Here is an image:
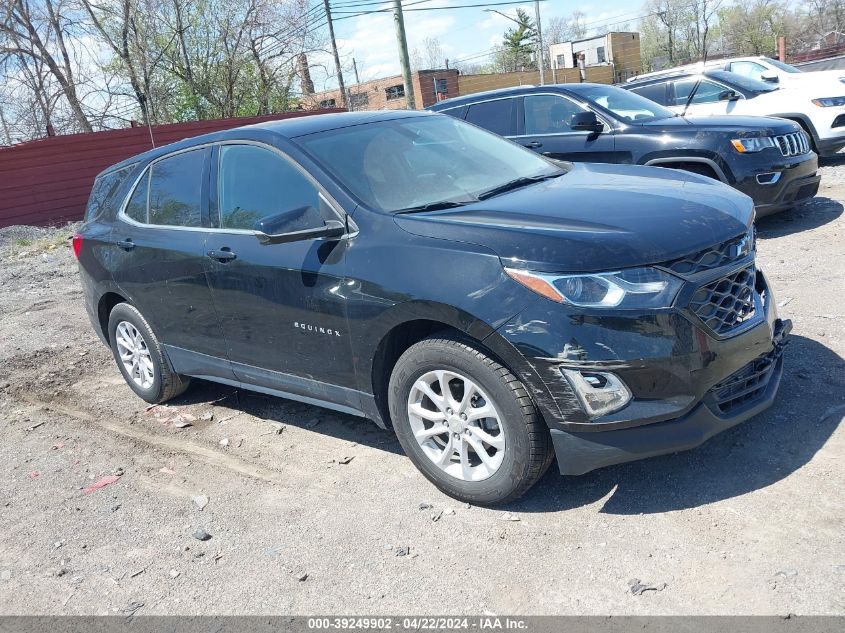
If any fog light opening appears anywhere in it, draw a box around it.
[756,172,781,185]
[562,369,632,418]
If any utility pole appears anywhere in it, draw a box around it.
[352,57,361,84]
[323,0,347,109]
[534,0,545,85]
[392,0,416,109]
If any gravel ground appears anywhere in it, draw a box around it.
[0,163,843,616]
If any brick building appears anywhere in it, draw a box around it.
[549,32,642,83]
[306,69,460,111]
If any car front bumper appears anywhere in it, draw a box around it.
[496,266,791,475]
[730,149,819,216]
[549,318,790,474]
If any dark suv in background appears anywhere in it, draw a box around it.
[75,111,790,505]
[429,83,819,216]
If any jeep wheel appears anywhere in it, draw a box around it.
[388,336,553,505]
[108,303,190,404]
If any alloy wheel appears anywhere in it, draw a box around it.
[114,320,155,390]
[407,370,506,481]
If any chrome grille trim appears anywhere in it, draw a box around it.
[774,131,809,157]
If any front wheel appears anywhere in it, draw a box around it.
[388,336,553,505]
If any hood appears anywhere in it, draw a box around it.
[642,114,799,136]
[777,69,845,88]
[394,163,753,273]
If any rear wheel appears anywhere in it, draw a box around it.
[107,303,190,404]
[388,336,553,505]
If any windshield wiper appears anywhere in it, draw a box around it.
[395,199,476,214]
[476,173,561,201]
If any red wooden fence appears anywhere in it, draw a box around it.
[0,109,342,228]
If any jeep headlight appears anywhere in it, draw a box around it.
[731,137,775,153]
[812,96,845,107]
[504,266,682,309]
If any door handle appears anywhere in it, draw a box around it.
[207,248,237,262]
[522,141,543,148]
[117,238,135,251]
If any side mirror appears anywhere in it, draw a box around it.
[253,206,345,245]
[760,70,779,83]
[718,89,741,101]
[570,111,603,133]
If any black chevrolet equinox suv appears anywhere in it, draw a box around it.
[75,110,791,504]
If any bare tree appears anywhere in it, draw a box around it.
[687,0,723,60]
[80,0,176,125]
[0,0,93,131]
[411,37,443,70]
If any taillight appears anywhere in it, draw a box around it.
[72,233,83,259]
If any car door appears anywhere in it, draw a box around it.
[110,147,230,371]
[513,93,619,162]
[203,142,357,403]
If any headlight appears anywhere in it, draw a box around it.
[731,137,775,153]
[504,266,683,309]
[812,96,845,107]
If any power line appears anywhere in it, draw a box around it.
[333,0,548,18]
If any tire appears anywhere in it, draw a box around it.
[107,303,190,404]
[388,336,553,505]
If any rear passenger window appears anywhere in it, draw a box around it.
[124,170,150,223]
[629,83,668,105]
[147,149,206,227]
[85,165,134,221]
[465,99,513,136]
[217,144,322,230]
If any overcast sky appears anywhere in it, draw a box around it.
[311,0,644,90]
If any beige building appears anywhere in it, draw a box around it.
[549,32,642,83]
[305,69,459,111]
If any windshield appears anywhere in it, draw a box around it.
[567,84,676,122]
[764,57,801,73]
[708,70,778,93]
[295,115,561,213]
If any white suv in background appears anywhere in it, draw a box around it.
[629,56,845,89]
[623,69,845,156]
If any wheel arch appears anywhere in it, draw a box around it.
[643,156,728,182]
[97,291,130,343]
[365,304,555,431]
[769,113,819,145]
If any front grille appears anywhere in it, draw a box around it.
[774,131,809,157]
[665,229,754,276]
[689,266,757,335]
[708,346,783,415]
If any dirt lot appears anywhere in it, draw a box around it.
[0,163,844,617]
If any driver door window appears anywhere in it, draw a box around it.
[217,144,323,230]
[523,95,588,134]
[671,79,726,106]
[729,61,767,81]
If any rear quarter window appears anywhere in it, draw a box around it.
[629,83,669,106]
[465,99,514,136]
[84,165,135,222]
